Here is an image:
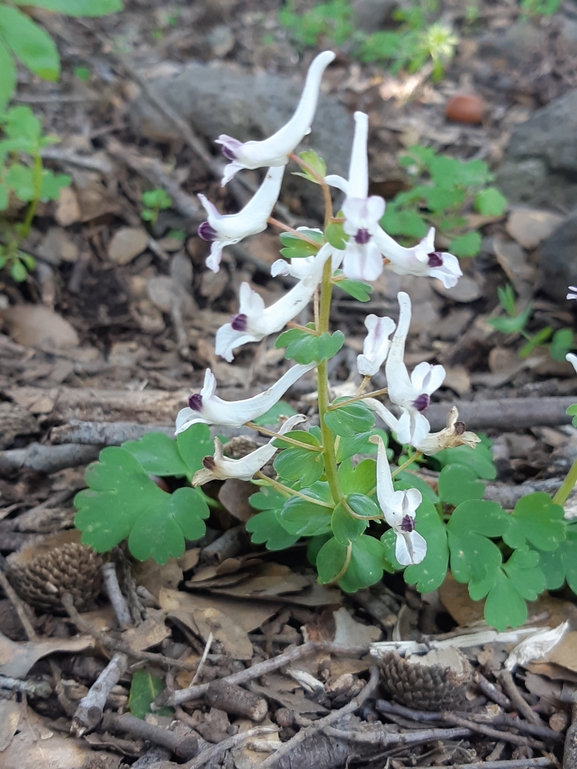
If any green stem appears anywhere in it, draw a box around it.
[255,472,333,508]
[19,152,43,246]
[245,421,323,452]
[317,256,342,503]
[553,457,577,507]
[392,452,423,478]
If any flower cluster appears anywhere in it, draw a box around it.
[180,50,476,579]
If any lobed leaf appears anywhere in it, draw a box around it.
[503,492,566,552]
[0,6,60,81]
[0,42,16,109]
[324,399,375,437]
[246,510,300,551]
[437,464,485,506]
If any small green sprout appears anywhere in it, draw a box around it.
[141,188,172,226]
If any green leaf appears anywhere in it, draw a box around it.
[550,328,574,361]
[279,230,323,258]
[339,536,388,592]
[449,231,482,258]
[278,494,333,537]
[338,459,376,496]
[474,187,507,217]
[5,163,35,201]
[294,150,326,183]
[447,499,510,585]
[437,464,485,505]
[128,669,173,719]
[40,169,71,201]
[10,259,28,282]
[331,500,368,545]
[334,276,373,302]
[0,6,60,81]
[176,423,213,477]
[497,284,516,316]
[381,207,428,239]
[403,498,449,592]
[249,485,287,511]
[274,437,325,486]
[502,548,545,600]
[316,537,348,584]
[326,219,347,249]
[335,428,389,463]
[503,492,566,552]
[346,493,381,519]
[483,569,529,631]
[423,185,465,213]
[251,399,298,426]
[275,328,344,364]
[324,399,375,437]
[518,326,553,359]
[14,0,123,15]
[488,302,533,334]
[246,510,300,550]
[122,432,190,478]
[538,525,577,592]
[395,470,439,504]
[567,403,577,429]
[0,181,9,210]
[0,41,16,109]
[433,440,497,480]
[74,448,209,563]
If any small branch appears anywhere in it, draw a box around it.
[72,651,129,735]
[188,726,278,769]
[0,443,100,476]
[441,711,547,750]
[157,641,369,708]
[102,712,198,761]
[102,562,133,630]
[500,669,544,726]
[257,666,380,769]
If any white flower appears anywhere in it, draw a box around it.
[192,414,306,485]
[175,363,314,433]
[384,292,445,446]
[567,353,577,374]
[370,434,427,566]
[215,242,333,362]
[416,406,480,455]
[198,166,284,273]
[567,286,577,301]
[373,226,462,289]
[357,314,396,377]
[215,51,335,185]
[325,111,386,282]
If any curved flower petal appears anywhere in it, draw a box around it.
[215,242,333,361]
[373,226,462,289]
[215,51,335,185]
[347,111,369,199]
[192,413,307,485]
[567,353,577,374]
[395,529,428,566]
[357,314,396,377]
[175,363,314,433]
[416,406,480,455]
[568,286,577,301]
[198,167,285,272]
[342,239,383,282]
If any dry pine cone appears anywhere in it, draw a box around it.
[6,531,103,612]
[379,647,473,711]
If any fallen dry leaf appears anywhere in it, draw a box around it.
[0,631,94,678]
[506,207,564,250]
[1,305,79,349]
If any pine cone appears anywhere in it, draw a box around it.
[378,648,473,711]
[6,531,103,612]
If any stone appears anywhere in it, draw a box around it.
[352,0,396,33]
[538,208,577,303]
[107,227,149,265]
[506,207,565,250]
[129,60,354,216]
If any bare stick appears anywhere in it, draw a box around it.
[441,711,546,750]
[0,443,100,476]
[474,670,512,709]
[257,666,380,769]
[158,641,369,708]
[323,724,472,746]
[103,712,198,761]
[188,726,278,769]
[500,669,544,726]
[424,397,576,432]
[73,651,129,734]
[102,562,132,629]
[0,569,37,640]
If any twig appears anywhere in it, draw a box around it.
[158,641,369,708]
[0,443,100,476]
[40,147,114,174]
[188,726,278,769]
[424,397,576,432]
[51,420,174,446]
[190,632,212,686]
[0,569,37,640]
[500,669,544,726]
[102,562,133,629]
[257,666,380,769]
[474,670,512,709]
[73,651,129,734]
[441,711,547,750]
[437,759,556,769]
[0,674,52,698]
[102,712,198,761]
[205,680,268,721]
[564,693,577,769]
[323,724,472,746]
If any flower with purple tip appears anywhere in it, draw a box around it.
[357,314,396,377]
[215,51,335,186]
[197,166,284,273]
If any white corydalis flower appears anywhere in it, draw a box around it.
[385,292,446,446]
[198,166,284,273]
[416,406,480,455]
[325,111,385,282]
[357,314,396,377]
[373,226,462,289]
[567,353,577,374]
[567,285,577,300]
[215,242,333,362]
[175,363,314,433]
[192,414,306,485]
[370,434,427,566]
[215,51,335,186]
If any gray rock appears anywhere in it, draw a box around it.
[477,21,546,68]
[496,89,577,209]
[537,208,577,303]
[130,61,354,217]
[352,0,397,33]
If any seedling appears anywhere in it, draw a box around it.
[141,188,172,226]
